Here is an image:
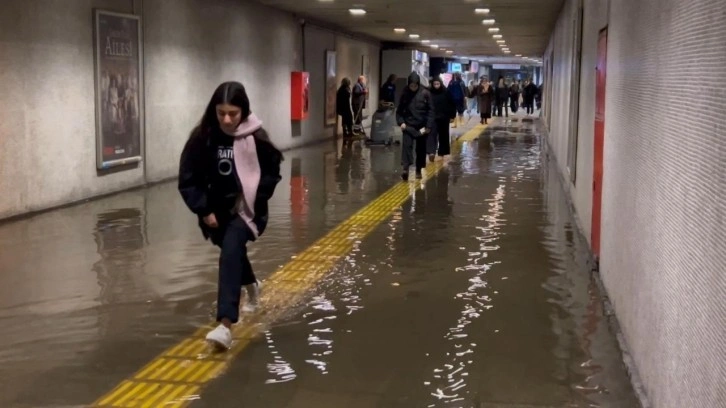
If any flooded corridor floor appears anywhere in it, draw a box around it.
[0,119,639,408]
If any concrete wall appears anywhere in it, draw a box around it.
[0,0,144,220]
[544,0,726,407]
[0,0,380,219]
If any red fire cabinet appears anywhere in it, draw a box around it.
[291,71,310,120]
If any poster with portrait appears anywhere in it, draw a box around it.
[325,50,337,126]
[93,10,144,169]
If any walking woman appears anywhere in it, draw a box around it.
[428,76,456,160]
[179,81,283,350]
[477,77,494,124]
[336,78,354,142]
[494,76,509,118]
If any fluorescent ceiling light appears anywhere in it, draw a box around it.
[446,50,454,54]
[475,8,490,14]
[482,19,495,25]
[409,34,420,39]
[431,44,439,49]
[421,39,431,43]
[349,8,366,15]
[394,28,406,33]
[496,40,505,43]
[493,34,503,39]
[515,54,522,57]
[504,50,511,54]
[488,27,500,33]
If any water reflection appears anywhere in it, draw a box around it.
[0,120,640,408]
[425,182,507,406]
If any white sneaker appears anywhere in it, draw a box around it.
[205,324,232,350]
[242,281,262,313]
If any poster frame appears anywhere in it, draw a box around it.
[324,50,337,126]
[93,9,145,170]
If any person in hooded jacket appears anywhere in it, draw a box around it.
[178,81,283,350]
[380,74,397,105]
[427,76,456,160]
[447,72,467,128]
[396,72,435,181]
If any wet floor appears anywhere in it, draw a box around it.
[0,118,639,408]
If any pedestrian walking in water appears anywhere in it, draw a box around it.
[447,72,467,128]
[428,76,456,160]
[178,81,283,350]
[523,79,538,115]
[396,72,435,181]
[337,78,354,143]
[477,77,494,124]
[494,76,509,118]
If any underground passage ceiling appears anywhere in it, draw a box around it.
[255,0,564,64]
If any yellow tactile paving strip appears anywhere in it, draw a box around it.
[91,124,486,408]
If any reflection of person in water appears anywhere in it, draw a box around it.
[93,208,147,308]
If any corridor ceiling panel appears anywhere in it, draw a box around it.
[255,0,564,61]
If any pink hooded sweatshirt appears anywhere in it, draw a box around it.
[222,113,263,237]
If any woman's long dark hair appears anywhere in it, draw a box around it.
[191,81,251,140]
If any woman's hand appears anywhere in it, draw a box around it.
[203,213,218,228]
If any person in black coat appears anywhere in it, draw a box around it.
[396,72,435,181]
[428,76,456,160]
[178,81,283,350]
[494,76,509,118]
[380,74,397,105]
[476,77,494,124]
[336,78,354,141]
[523,78,538,115]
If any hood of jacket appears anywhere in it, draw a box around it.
[430,77,446,94]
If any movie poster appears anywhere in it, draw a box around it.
[361,54,371,118]
[325,50,337,126]
[94,10,143,169]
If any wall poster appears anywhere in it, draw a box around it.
[325,50,337,126]
[93,10,144,170]
[361,54,371,115]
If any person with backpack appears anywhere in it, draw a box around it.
[396,72,435,181]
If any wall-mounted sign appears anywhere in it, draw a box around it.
[324,50,337,126]
[291,71,310,121]
[93,10,144,170]
[492,64,522,70]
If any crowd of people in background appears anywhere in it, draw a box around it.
[335,71,542,181]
